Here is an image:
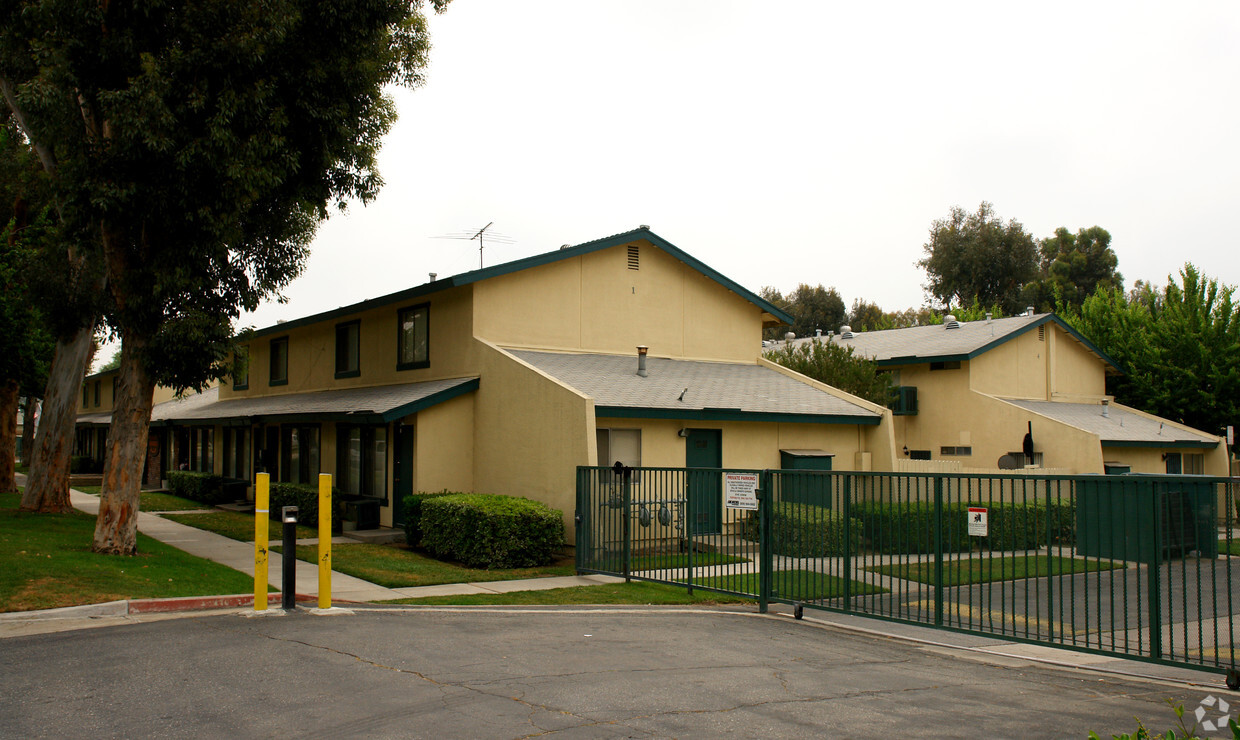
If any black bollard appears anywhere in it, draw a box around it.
[281,506,298,610]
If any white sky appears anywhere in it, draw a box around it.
[229,1,1239,343]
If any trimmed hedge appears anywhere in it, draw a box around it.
[420,493,564,569]
[401,491,457,547]
[853,500,1076,555]
[742,504,862,557]
[167,470,230,506]
[268,482,343,533]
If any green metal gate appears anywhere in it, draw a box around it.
[576,467,1240,681]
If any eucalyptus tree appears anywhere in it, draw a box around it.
[2,0,450,552]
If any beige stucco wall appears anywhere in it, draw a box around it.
[410,392,476,502]
[471,341,597,542]
[223,284,477,400]
[970,329,1049,399]
[1047,327,1109,400]
[472,240,766,362]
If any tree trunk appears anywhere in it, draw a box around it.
[93,335,155,555]
[20,398,37,467]
[0,380,18,495]
[21,324,95,513]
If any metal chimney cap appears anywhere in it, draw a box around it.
[637,345,648,356]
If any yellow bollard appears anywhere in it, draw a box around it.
[254,473,270,611]
[318,473,332,608]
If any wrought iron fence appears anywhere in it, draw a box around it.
[576,466,1239,678]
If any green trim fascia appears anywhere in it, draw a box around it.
[382,378,479,422]
[1100,439,1217,449]
[594,405,880,425]
[246,228,792,340]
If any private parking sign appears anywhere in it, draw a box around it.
[968,507,988,537]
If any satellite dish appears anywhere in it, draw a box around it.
[997,454,1019,470]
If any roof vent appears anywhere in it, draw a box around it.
[815,328,822,338]
[428,272,437,282]
[560,244,570,250]
[985,312,992,324]
[1026,306,1035,316]
[784,332,795,343]
[944,315,961,330]
[839,325,854,339]
[638,224,650,230]
[1101,398,1109,418]
[636,345,648,377]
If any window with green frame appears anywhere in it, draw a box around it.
[233,346,249,390]
[335,321,360,379]
[396,304,429,370]
[269,337,288,386]
[191,427,214,473]
[337,424,388,501]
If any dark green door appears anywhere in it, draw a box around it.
[686,429,722,535]
[392,425,414,528]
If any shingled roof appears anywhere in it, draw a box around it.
[1000,399,1218,448]
[149,378,478,424]
[509,350,880,424]
[793,313,1120,372]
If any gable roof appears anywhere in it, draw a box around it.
[795,313,1122,373]
[509,349,880,425]
[248,227,793,339]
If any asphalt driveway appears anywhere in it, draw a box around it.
[1,605,1230,739]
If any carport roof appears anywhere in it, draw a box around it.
[147,377,478,425]
[999,398,1218,448]
[509,349,880,425]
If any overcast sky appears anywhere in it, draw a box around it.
[231,1,1238,339]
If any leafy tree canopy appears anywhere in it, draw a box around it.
[1021,226,1123,312]
[1061,264,1239,433]
[918,202,1039,315]
[764,339,893,407]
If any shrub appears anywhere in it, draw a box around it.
[853,499,1076,555]
[401,491,457,548]
[741,504,861,557]
[420,493,564,569]
[268,482,342,533]
[167,470,230,505]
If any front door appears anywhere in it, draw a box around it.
[685,429,722,535]
[392,425,415,527]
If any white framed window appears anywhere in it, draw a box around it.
[597,428,641,468]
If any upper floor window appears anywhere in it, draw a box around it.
[83,384,89,407]
[233,346,249,390]
[270,337,288,386]
[336,321,361,379]
[929,360,961,371]
[94,380,102,407]
[111,377,118,405]
[397,304,429,371]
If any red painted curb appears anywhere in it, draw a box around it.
[128,593,318,614]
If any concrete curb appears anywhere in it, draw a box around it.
[0,593,325,622]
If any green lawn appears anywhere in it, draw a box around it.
[0,491,261,613]
[73,486,203,512]
[1223,538,1240,557]
[163,511,317,542]
[865,555,1124,587]
[682,570,888,600]
[275,543,577,588]
[384,581,757,606]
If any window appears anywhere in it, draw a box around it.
[223,427,250,479]
[83,384,89,407]
[1183,453,1205,475]
[335,321,360,378]
[191,427,214,473]
[596,428,641,468]
[111,377,118,406]
[337,424,388,500]
[94,380,102,407]
[280,425,320,484]
[940,446,972,456]
[890,386,918,416]
[929,361,961,371]
[233,346,249,390]
[269,337,288,386]
[909,450,932,460]
[396,304,429,370]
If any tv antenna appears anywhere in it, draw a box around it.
[433,222,515,268]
